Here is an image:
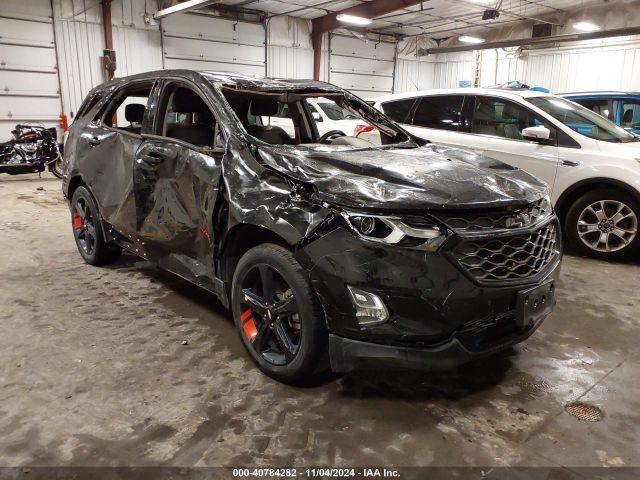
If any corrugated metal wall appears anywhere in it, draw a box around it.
[0,0,62,139]
[266,16,314,80]
[394,58,435,93]
[482,37,640,92]
[7,0,640,141]
[395,36,640,93]
[53,0,162,122]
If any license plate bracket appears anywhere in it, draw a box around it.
[515,280,556,329]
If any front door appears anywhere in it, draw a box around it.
[133,83,224,287]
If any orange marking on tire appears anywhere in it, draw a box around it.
[243,317,257,341]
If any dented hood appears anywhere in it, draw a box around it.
[258,144,548,211]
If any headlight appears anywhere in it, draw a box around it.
[343,212,449,251]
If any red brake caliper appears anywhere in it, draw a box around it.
[73,211,83,229]
[241,309,257,341]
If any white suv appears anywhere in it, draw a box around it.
[260,98,370,140]
[370,88,640,259]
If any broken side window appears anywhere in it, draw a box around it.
[157,84,218,149]
[97,82,154,134]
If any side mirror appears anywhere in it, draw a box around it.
[522,125,551,144]
[312,112,323,122]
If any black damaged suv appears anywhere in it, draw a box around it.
[62,70,561,383]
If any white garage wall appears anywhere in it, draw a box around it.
[266,16,315,80]
[0,0,62,140]
[481,37,640,92]
[161,12,265,75]
[53,0,162,121]
[395,36,640,94]
[329,32,396,98]
[47,0,317,134]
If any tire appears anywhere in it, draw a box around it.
[49,155,63,179]
[565,188,640,260]
[231,244,328,384]
[70,186,122,266]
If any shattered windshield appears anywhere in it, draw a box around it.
[217,85,416,149]
[316,101,360,121]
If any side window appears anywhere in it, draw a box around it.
[76,93,103,121]
[98,83,153,134]
[471,97,551,141]
[620,99,640,130]
[158,86,218,148]
[411,95,464,131]
[574,98,614,121]
[381,98,415,123]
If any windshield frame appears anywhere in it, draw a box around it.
[527,96,638,143]
[213,81,419,149]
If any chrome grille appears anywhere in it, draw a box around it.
[451,221,559,283]
[439,198,551,232]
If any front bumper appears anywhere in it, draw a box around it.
[296,215,561,371]
[329,314,544,373]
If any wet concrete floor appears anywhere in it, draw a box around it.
[0,174,639,468]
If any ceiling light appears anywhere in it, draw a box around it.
[336,14,372,26]
[459,35,485,44]
[573,21,601,32]
[154,0,218,19]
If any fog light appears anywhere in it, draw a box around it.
[347,286,389,326]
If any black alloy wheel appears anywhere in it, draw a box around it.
[238,264,301,365]
[231,244,328,383]
[70,186,122,266]
[73,196,97,257]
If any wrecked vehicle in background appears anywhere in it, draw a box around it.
[0,123,63,178]
[61,70,561,383]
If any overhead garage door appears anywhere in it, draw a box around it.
[161,13,265,76]
[0,0,62,140]
[329,33,395,99]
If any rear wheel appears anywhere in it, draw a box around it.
[231,244,327,384]
[565,188,640,259]
[70,186,121,265]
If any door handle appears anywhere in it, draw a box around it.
[562,159,580,167]
[87,136,101,147]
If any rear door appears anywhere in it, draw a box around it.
[468,95,560,188]
[400,95,485,154]
[133,81,224,286]
[74,81,156,236]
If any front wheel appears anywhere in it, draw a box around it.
[231,244,328,384]
[565,188,640,259]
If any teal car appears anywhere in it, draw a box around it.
[562,92,640,135]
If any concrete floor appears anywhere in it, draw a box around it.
[1,174,639,469]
